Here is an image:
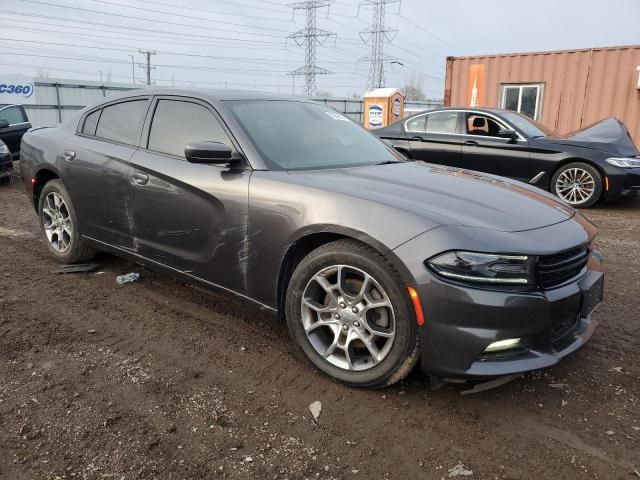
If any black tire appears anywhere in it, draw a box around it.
[38,179,96,263]
[550,162,603,208]
[285,239,419,388]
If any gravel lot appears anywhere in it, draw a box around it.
[1,165,639,479]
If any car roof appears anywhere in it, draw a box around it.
[99,87,313,103]
[416,106,512,116]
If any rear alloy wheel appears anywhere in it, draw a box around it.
[286,239,419,388]
[42,192,73,253]
[551,162,602,208]
[38,179,96,263]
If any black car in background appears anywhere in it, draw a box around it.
[19,90,604,388]
[0,139,12,181]
[374,107,640,208]
[0,104,32,160]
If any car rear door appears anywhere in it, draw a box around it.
[458,112,531,181]
[61,97,150,250]
[128,95,251,295]
[0,105,32,159]
[404,111,461,167]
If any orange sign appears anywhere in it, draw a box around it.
[467,64,485,107]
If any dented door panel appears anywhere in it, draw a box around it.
[128,149,251,295]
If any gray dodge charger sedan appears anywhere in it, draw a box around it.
[20,89,604,388]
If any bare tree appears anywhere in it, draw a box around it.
[402,73,426,101]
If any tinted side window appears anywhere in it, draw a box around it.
[82,109,101,136]
[0,106,27,125]
[425,112,458,134]
[148,100,233,158]
[95,100,148,146]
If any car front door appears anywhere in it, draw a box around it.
[0,105,32,159]
[129,96,251,295]
[405,111,462,167]
[62,97,150,250]
[458,112,531,181]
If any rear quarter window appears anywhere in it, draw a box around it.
[82,109,101,136]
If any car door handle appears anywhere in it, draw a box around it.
[410,136,424,142]
[63,150,76,161]
[464,140,478,146]
[132,172,149,185]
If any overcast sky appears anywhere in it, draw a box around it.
[1,0,639,98]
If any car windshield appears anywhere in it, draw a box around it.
[226,100,401,170]
[499,111,554,138]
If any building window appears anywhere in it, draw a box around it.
[500,83,544,120]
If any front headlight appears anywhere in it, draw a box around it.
[0,141,9,155]
[605,157,640,168]
[426,251,535,285]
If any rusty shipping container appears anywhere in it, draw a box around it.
[444,45,640,146]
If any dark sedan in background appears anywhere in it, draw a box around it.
[375,107,640,208]
[20,90,603,388]
[0,103,31,160]
[0,139,12,181]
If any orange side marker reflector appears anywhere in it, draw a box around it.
[407,287,425,326]
[605,176,609,191]
[31,177,36,193]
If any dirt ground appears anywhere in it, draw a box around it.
[1,164,639,480]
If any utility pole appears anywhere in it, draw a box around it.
[358,0,400,90]
[287,1,336,97]
[138,49,156,85]
[129,55,135,84]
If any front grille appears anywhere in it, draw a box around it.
[537,245,589,289]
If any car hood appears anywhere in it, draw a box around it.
[539,117,639,157]
[287,162,575,233]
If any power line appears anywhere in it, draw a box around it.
[0,37,358,66]
[130,0,294,18]
[0,52,295,74]
[0,19,296,51]
[2,7,365,46]
[398,13,463,54]
[15,0,288,39]
[85,0,294,33]
[287,1,337,96]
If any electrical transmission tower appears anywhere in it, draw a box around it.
[138,49,156,85]
[287,1,336,96]
[358,0,400,90]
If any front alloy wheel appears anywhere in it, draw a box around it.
[551,162,602,208]
[301,265,396,371]
[286,239,419,388]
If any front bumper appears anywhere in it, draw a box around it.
[392,219,602,378]
[415,269,602,378]
[604,167,640,200]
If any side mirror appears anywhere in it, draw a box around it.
[0,119,9,129]
[498,128,518,140]
[185,141,233,164]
